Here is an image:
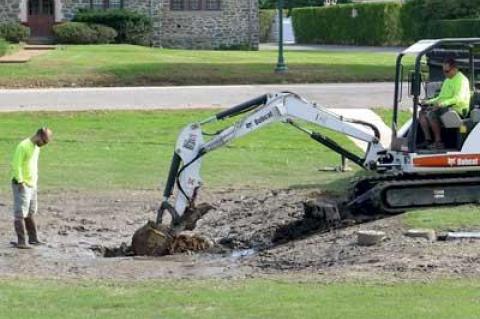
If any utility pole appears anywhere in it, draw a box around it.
[275,0,288,73]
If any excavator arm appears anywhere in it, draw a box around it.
[158,92,386,225]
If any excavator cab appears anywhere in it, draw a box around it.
[392,38,480,153]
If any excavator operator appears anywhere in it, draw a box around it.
[419,58,470,149]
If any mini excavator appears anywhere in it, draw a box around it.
[158,38,480,226]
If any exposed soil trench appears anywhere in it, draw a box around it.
[0,189,479,281]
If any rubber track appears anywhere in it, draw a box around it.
[349,173,480,214]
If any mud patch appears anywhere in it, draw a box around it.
[0,189,479,281]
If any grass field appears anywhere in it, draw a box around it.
[0,109,360,192]
[1,279,479,319]
[405,205,480,231]
[0,45,399,87]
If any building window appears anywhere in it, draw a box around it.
[90,0,123,9]
[205,0,220,10]
[170,0,221,11]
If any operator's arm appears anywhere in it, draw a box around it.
[11,143,25,183]
[425,82,446,105]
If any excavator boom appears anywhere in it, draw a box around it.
[158,92,387,224]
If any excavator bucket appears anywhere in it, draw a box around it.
[132,203,215,256]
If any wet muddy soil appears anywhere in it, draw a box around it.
[0,189,479,281]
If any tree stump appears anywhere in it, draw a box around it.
[131,203,215,256]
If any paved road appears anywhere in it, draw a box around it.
[0,83,411,112]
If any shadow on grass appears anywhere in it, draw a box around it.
[97,62,395,86]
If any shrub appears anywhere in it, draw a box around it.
[0,38,8,57]
[89,24,118,44]
[400,0,426,42]
[53,22,117,44]
[74,9,153,45]
[427,19,480,38]
[260,10,276,43]
[0,22,30,43]
[292,3,403,46]
[400,0,480,42]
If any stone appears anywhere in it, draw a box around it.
[405,229,437,242]
[356,230,386,246]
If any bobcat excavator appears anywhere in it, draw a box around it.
[157,38,480,228]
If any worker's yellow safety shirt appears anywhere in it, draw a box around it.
[11,138,40,187]
[427,71,471,114]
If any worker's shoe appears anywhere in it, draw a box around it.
[428,141,445,150]
[25,216,45,245]
[14,219,32,249]
[417,140,432,149]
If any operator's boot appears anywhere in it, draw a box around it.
[25,216,45,245]
[14,219,32,249]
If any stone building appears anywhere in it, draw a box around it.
[0,0,259,49]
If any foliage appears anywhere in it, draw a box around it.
[53,22,117,44]
[74,9,153,45]
[292,3,403,46]
[259,10,276,42]
[259,0,351,10]
[427,19,480,38]
[0,38,8,57]
[0,22,30,43]
[401,0,480,41]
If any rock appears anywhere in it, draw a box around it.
[405,229,436,242]
[357,230,386,246]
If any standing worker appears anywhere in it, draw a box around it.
[11,128,53,249]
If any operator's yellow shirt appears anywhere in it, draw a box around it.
[427,71,471,114]
[11,138,40,187]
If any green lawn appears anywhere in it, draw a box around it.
[0,109,360,192]
[404,205,480,231]
[0,279,479,319]
[0,45,398,87]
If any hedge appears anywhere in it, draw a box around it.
[292,3,403,46]
[0,22,30,43]
[260,10,276,43]
[0,38,8,57]
[73,9,153,45]
[400,0,480,42]
[427,19,480,39]
[53,22,117,44]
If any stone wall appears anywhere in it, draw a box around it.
[157,0,259,50]
[0,0,21,22]
[61,0,90,21]
[3,0,259,50]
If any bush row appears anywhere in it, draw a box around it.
[292,3,403,46]
[0,38,8,57]
[0,22,30,43]
[427,19,480,39]
[73,9,153,45]
[259,10,276,43]
[292,2,480,46]
[53,22,117,44]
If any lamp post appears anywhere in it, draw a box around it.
[275,0,287,73]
